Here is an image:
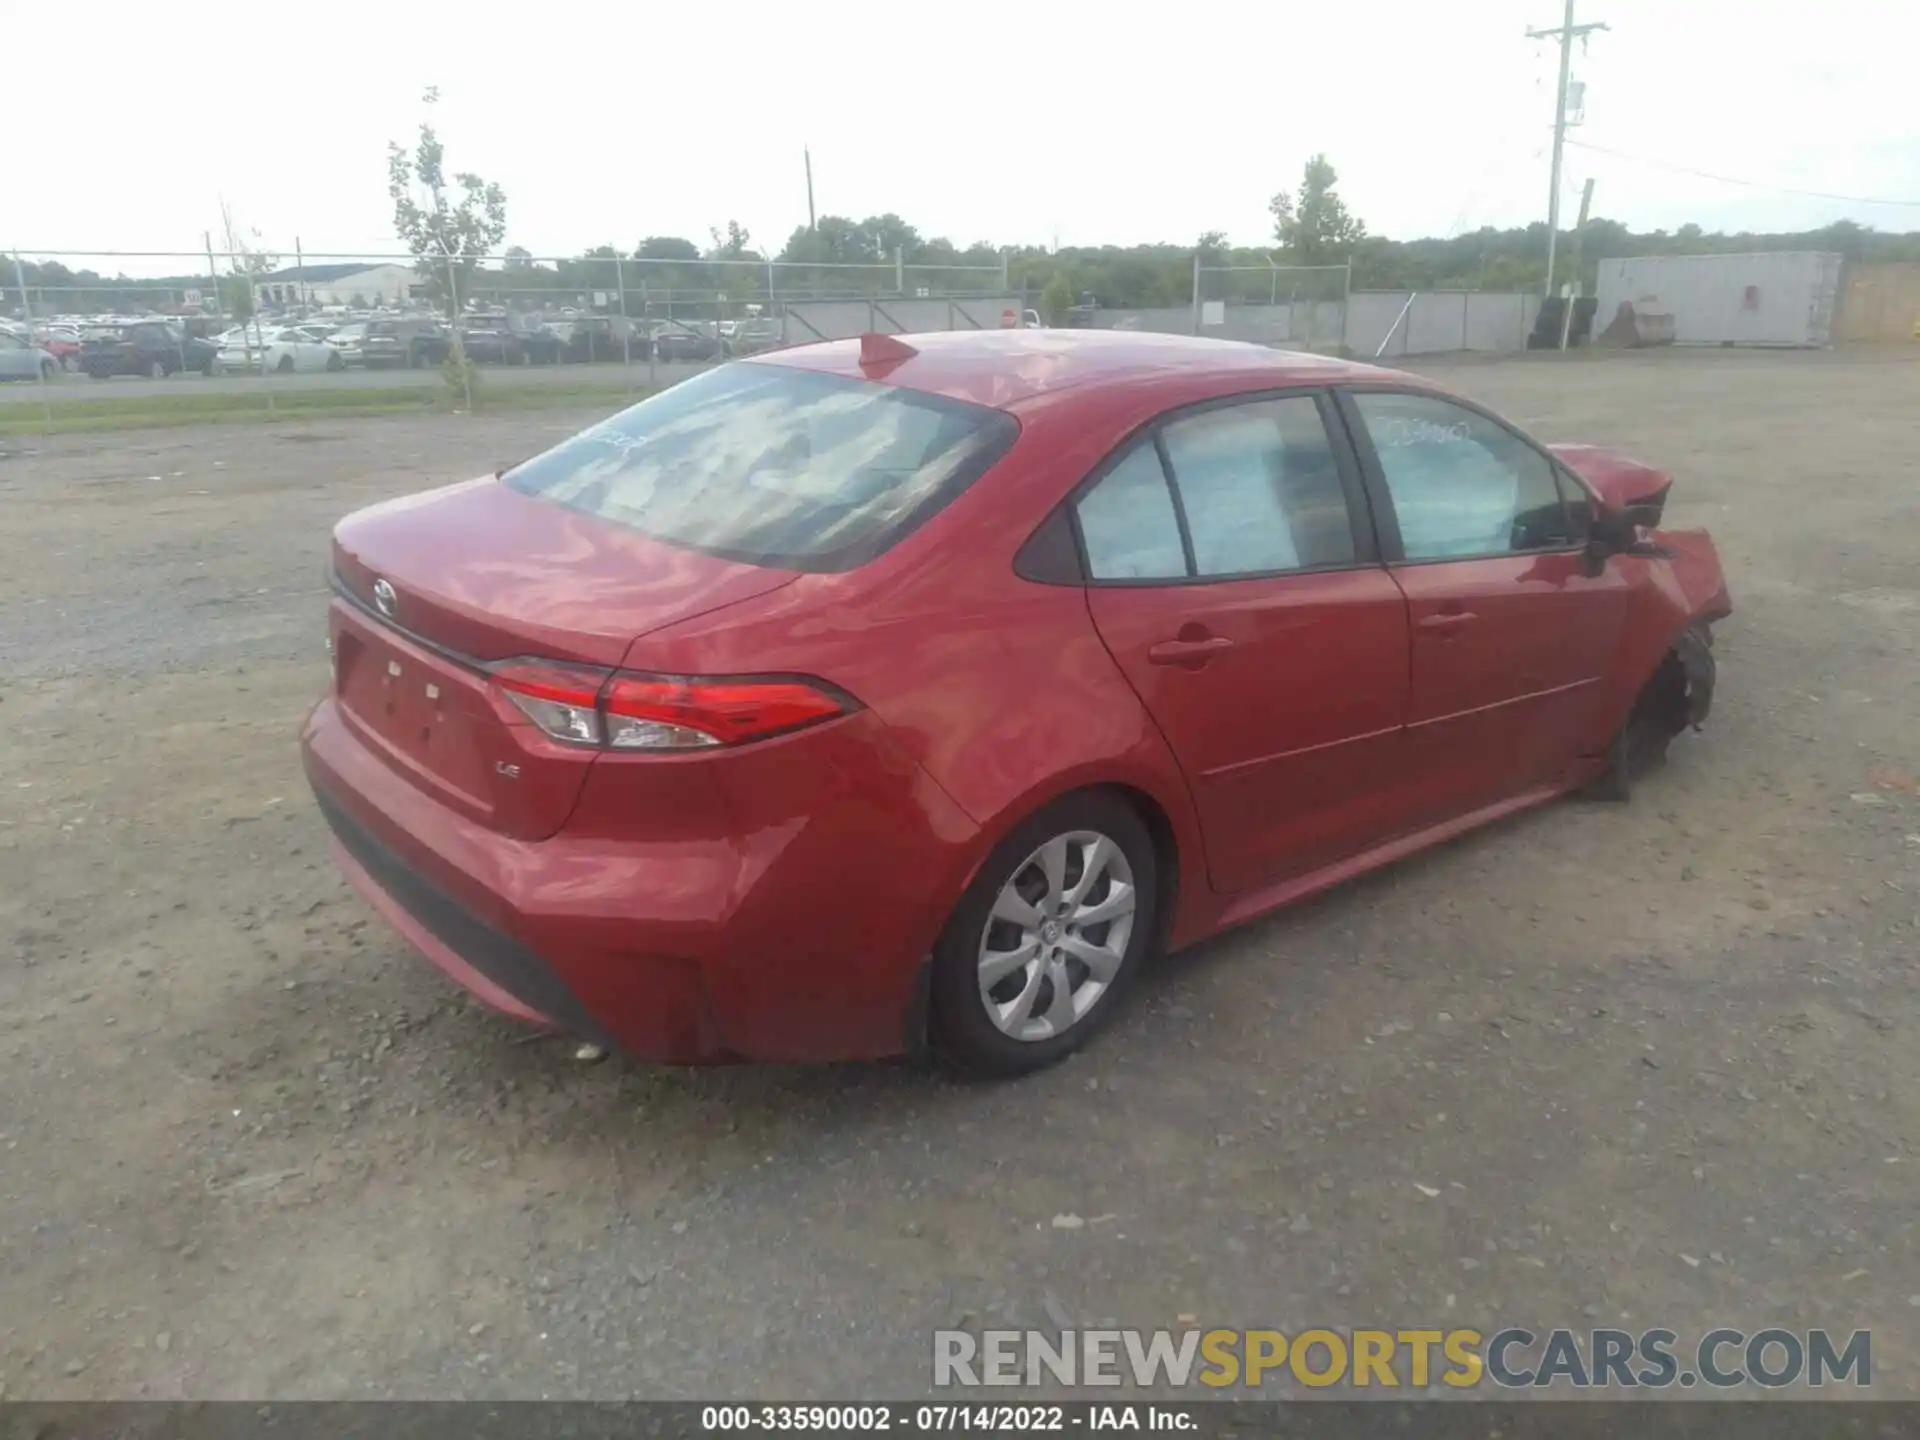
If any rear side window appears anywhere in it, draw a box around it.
[1076,443,1187,580]
[503,363,1018,571]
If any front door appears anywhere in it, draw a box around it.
[1340,388,1632,823]
[1078,392,1410,893]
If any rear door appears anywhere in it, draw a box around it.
[1080,391,1410,894]
[1338,387,1631,822]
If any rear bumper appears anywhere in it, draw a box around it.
[301,693,980,1064]
[313,782,616,1046]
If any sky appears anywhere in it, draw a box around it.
[12,0,1920,277]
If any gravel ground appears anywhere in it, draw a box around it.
[1,348,1917,1400]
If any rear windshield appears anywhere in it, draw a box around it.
[501,363,1019,570]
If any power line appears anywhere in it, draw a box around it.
[1565,139,1920,209]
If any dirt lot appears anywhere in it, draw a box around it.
[1,348,1917,1400]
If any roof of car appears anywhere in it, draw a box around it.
[749,328,1419,411]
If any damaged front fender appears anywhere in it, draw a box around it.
[1584,526,1733,757]
[1660,527,1734,625]
[1659,528,1730,730]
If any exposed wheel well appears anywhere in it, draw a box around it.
[1083,783,1182,956]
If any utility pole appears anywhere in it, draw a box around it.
[804,147,816,233]
[1528,0,1607,298]
[1560,177,1596,350]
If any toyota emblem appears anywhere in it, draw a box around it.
[372,578,397,618]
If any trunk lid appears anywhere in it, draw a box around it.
[330,477,798,838]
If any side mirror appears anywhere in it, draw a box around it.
[1587,482,1671,566]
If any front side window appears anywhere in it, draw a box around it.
[504,363,1018,570]
[1351,391,1573,560]
[1160,396,1356,577]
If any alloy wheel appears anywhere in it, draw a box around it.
[977,830,1136,1042]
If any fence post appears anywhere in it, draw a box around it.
[644,278,657,389]
[1191,251,1202,335]
[12,251,53,433]
[894,247,905,295]
[1340,260,1353,354]
[613,252,632,387]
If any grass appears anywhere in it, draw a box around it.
[0,379,653,436]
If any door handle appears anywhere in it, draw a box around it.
[1416,611,1479,632]
[1147,635,1235,666]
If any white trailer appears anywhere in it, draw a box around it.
[1594,251,1843,347]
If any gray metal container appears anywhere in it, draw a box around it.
[1594,251,1843,347]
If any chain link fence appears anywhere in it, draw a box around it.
[0,246,1030,430]
[1190,261,1352,352]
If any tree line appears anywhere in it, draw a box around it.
[15,152,1920,317]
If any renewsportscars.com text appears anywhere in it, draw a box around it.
[933,1327,1871,1390]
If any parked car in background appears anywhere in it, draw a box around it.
[302,330,1732,1075]
[325,323,367,367]
[361,318,450,369]
[219,326,346,374]
[651,320,727,362]
[459,313,563,366]
[548,316,645,364]
[728,317,785,356]
[0,331,60,381]
[80,321,221,378]
[31,325,83,370]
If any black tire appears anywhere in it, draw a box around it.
[276,353,295,374]
[930,790,1158,1078]
[325,350,344,371]
[1586,653,1687,803]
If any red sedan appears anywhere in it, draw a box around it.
[302,330,1731,1076]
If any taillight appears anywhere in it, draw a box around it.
[602,675,849,749]
[488,658,611,746]
[487,659,853,752]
